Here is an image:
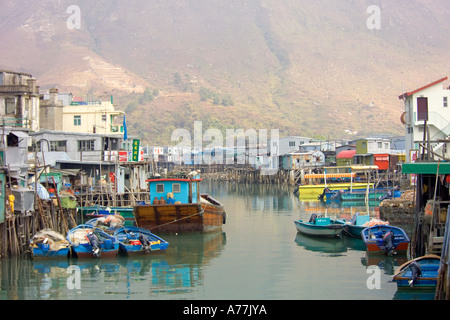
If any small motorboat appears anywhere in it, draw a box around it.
[85,215,125,234]
[294,214,344,238]
[113,226,169,256]
[67,224,119,258]
[362,225,410,255]
[337,213,389,238]
[30,229,71,259]
[392,255,441,289]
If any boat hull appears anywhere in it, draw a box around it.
[67,225,119,258]
[327,190,401,201]
[299,183,374,199]
[31,244,70,259]
[343,224,365,238]
[393,255,441,289]
[362,225,410,255]
[134,194,225,233]
[294,220,343,237]
[72,245,118,259]
[114,226,169,256]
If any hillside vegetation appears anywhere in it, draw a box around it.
[1,0,450,144]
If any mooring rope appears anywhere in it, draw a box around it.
[146,208,205,231]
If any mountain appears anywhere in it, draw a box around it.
[1,0,450,145]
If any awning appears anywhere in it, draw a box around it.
[402,162,450,174]
[305,173,356,179]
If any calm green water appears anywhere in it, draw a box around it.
[0,182,434,300]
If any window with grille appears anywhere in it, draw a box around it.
[77,140,95,151]
[5,98,15,114]
[50,141,67,152]
[172,183,181,193]
[156,184,164,193]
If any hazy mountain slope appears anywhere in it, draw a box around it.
[1,0,450,144]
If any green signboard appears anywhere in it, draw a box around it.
[132,139,140,162]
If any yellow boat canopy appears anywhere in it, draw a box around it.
[304,173,356,179]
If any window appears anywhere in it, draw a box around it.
[74,115,81,126]
[102,114,107,122]
[156,184,164,193]
[172,183,181,193]
[377,142,382,148]
[444,97,448,107]
[50,141,67,152]
[5,98,15,114]
[289,141,296,147]
[77,140,95,151]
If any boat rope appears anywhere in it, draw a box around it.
[147,208,205,231]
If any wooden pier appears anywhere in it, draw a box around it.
[174,164,302,186]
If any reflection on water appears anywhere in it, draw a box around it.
[0,182,430,300]
[0,231,226,300]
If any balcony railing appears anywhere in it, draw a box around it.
[0,117,30,128]
[110,124,124,133]
[0,85,33,94]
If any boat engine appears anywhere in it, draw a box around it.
[86,231,102,258]
[408,261,422,287]
[330,190,343,200]
[309,214,318,224]
[318,187,331,200]
[138,234,152,254]
[382,231,396,256]
[378,190,393,201]
[349,212,360,225]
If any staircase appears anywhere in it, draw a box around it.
[429,235,444,255]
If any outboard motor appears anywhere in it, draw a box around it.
[331,190,343,200]
[379,190,393,201]
[138,234,151,254]
[318,187,331,200]
[382,231,396,256]
[309,214,318,224]
[86,231,102,258]
[349,212,360,225]
[408,261,422,287]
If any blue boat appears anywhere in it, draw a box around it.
[113,226,169,256]
[392,255,441,289]
[85,215,125,234]
[67,224,119,258]
[294,214,344,238]
[362,225,410,255]
[324,187,401,201]
[30,229,71,259]
[336,213,389,238]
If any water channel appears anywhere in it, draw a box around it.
[0,181,434,300]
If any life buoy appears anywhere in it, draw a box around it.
[400,112,407,125]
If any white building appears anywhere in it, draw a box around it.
[273,136,312,155]
[40,89,125,136]
[0,70,40,132]
[399,76,450,162]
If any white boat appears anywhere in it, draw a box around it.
[294,214,344,237]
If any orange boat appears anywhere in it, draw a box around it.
[134,173,226,233]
